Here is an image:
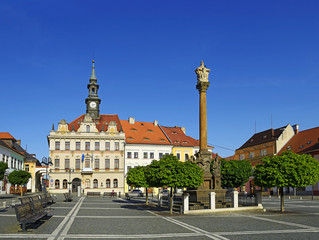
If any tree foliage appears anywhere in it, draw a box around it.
[253,151,319,212]
[126,166,149,188]
[7,170,31,196]
[0,162,8,180]
[146,154,203,189]
[8,170,31,186]
[219,159,252,188]
[254,151,319,188]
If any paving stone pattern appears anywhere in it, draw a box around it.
[0,194,319,239]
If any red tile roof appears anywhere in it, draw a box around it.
[160,126,199,147]
[278,126,319,155]
[0,132,16,140]
[120,120,170,145]
[68,114,122,132]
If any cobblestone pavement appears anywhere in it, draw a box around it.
[1,194,319,239]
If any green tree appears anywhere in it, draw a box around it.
[147,154,203,214]
[7,170,31,196]
[219,159,252,188]
[126,166,150,205]
[254,151,319,212]
[0,162,8,180]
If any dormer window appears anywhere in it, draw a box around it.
[307,141,312,145]
[299,145,305,149]
[172,132,177,134]
[287,146,292,150]
[130,128,137,131]
[86,125,90,133]
[147,129,153,132]
[144,138,150,141]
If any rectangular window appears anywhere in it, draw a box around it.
[55,141,60,150]
[25,164,29,172]
[55,159,60,168]
[65,141,70,150]
[114,159,119,170]
[95,142,100,151]
[65,159,70,169]
[177,153,180,160]
[94,159,99,169]
[85,159,90,168]
[115,142,119,151]
[127,152,132,158]
[127,166,132,172]
[249,152,255,159]
[159,153,163,159]
[105,159,110,170]
[105,142,110,151]
[260,149,267,156]
[185,153,189,160]
[239,154,245,160]
[150,152,154,159]
[85,142,90,151]
[134,152,138,158]
[144,152,148,159]
[76,159,80,169]
[76,142,80,150]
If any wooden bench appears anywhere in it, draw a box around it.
[87,192,100,197]
[14,202,49,232]
[64,193,73,202]
[103,192,117,198]
[39,193,55,207]
[19,197,31,205]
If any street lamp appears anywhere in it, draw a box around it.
[67,168,74,195]
[42,157,53,193]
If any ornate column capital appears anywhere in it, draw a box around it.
[196,81,210,93]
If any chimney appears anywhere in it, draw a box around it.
[153,120,158,126]
[292,124,299,134]
[17,139,21,146]
[181,127,186,134]
[128,117,135,124]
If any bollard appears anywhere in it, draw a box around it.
[182,192,189,213]
[2,202,6,208]
[119,192,121,198]
[233,191,238,209]
[209,192,216,210]
[255,190,262,207]
[78,186,81,197]
[11,200,16,206]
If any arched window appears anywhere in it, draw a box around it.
[106,179,110,188]
[113,179,118,188]
[93,179,98,188]
[63,179,68,189]
[85,179,90,188]
[92,88,95,93]
[55,180,60,189]
[86,125,90,133]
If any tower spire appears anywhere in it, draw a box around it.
[91,60,96,80]
[85,60,101,119]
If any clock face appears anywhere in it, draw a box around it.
[90,102,97,108]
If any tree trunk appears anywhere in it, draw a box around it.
[145,187,148,205]
[170,186,173,215]
[279,187,284,212]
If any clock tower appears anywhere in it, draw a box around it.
[85,60,101,119]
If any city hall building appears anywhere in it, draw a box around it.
[47,61,125,194]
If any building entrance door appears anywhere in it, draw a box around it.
[72,178,81,193]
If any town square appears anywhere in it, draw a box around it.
[1,0,319,239]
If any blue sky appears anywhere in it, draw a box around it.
[1,0,318,159]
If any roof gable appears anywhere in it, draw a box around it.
[237,126,288,150]
[160,126,199,147]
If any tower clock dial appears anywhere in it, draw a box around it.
[90,102,97,108]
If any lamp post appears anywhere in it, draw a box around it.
[42,157,53,193]
[67,168,74,195]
